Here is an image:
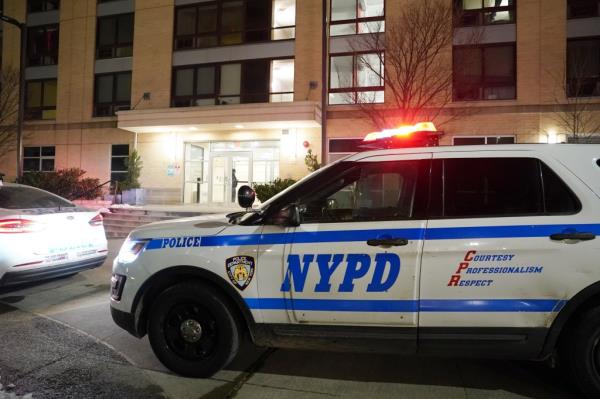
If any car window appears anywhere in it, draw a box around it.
[443,158,543,217]
[0,185,75,209]
[442,157,580,218]
[299,160,428,223]
[540,162,581,214]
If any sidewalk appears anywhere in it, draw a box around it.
[0,302,164,399]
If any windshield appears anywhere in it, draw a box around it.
[258,156,348,210]
[237,156,350,224]
[0,185,75,210]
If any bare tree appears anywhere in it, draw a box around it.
[336,0,480,130]
[0,68,20,158]
[552,44,600,143]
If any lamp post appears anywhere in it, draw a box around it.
[0,13,26,181]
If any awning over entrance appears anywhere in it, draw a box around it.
[116,101,322,133]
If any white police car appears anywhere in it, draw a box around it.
[111,143,600,398]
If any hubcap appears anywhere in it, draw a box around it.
[180,319,203,343]
[164,303,217,360]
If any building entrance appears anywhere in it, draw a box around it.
[183,141,279,206]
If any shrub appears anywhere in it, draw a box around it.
[120,149,143,190]
[20,168,102,200]
[252,178,297,202]
[304,149,321,172]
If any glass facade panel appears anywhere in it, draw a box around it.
[177,7,196,35]
[331,0,356,21]
[330,55,353,89]
[96,75,114,103]
[175,69,194,97]
[197,66,216,95]
[220,64,242,95]
[330,0,384,36]
[453,44,516,101]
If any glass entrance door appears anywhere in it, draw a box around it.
[184,141,278,206]
[210,152,252,206]
[184,143,209,204]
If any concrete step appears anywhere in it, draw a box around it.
[103,221,153,229]
[108,208,202,218]
[106,231,128,239]
[101,214,176,223]
[101,206,205,238]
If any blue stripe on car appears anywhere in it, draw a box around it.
[145,223,600,249]
[244,298,566,313]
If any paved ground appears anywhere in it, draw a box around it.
[0,239,585,399]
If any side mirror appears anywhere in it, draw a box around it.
[237,185,256,209]
[273,204,301,227]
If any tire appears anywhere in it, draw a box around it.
[147,281,240,377]
[561,307,600,398]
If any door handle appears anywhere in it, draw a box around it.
[550,232,596,241]
[367,238,409,247]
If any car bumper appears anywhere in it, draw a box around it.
[0,256,107,287]
[110,306,142,338]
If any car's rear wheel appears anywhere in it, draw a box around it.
[561,307,600,398]
[147,281,240,377]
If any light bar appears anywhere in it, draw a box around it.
[363,122,437,142]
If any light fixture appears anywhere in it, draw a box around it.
[235,124,244,129]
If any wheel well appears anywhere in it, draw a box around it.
[544,281,600,356]
[132,266,256,339]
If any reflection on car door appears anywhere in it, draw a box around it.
[420,152,593,330]
[282,155,432,327]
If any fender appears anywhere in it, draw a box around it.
[131,265,257,339]
[542,280,600,357]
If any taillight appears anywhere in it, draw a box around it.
[0,219,45,233]
[89,214,103,227]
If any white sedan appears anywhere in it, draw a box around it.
[0,182,108,287]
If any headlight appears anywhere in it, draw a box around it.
[117,238,149,264]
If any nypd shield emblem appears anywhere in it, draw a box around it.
[226,256,255,291]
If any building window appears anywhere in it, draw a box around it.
[25,79,57,120]
[453,43,516,101]
[27,25,59,66]
[567,38,600,97]
[329,52,384,104]
[328,138,364,161]
[270,59,294,101]
[23,146,55,172]
[28,0,59,13]
[94,72,132,117]
[174,0,295,50]
[96,13,134,59]
[111,144,129,183]
[453,136,515,145]
[330,0,385,36]
[567,0,600,19]
[454,0,515,27]
[172,58,294,107]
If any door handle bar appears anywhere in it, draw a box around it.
[550,232,596,241]
[367,238,409,247]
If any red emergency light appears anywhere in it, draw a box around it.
[361,122,442,149]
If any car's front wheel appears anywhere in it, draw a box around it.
[562,306,600,398]
[147,281,240,377]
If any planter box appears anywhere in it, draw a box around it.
[121,188,146,205]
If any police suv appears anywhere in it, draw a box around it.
[112,143,600,398]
